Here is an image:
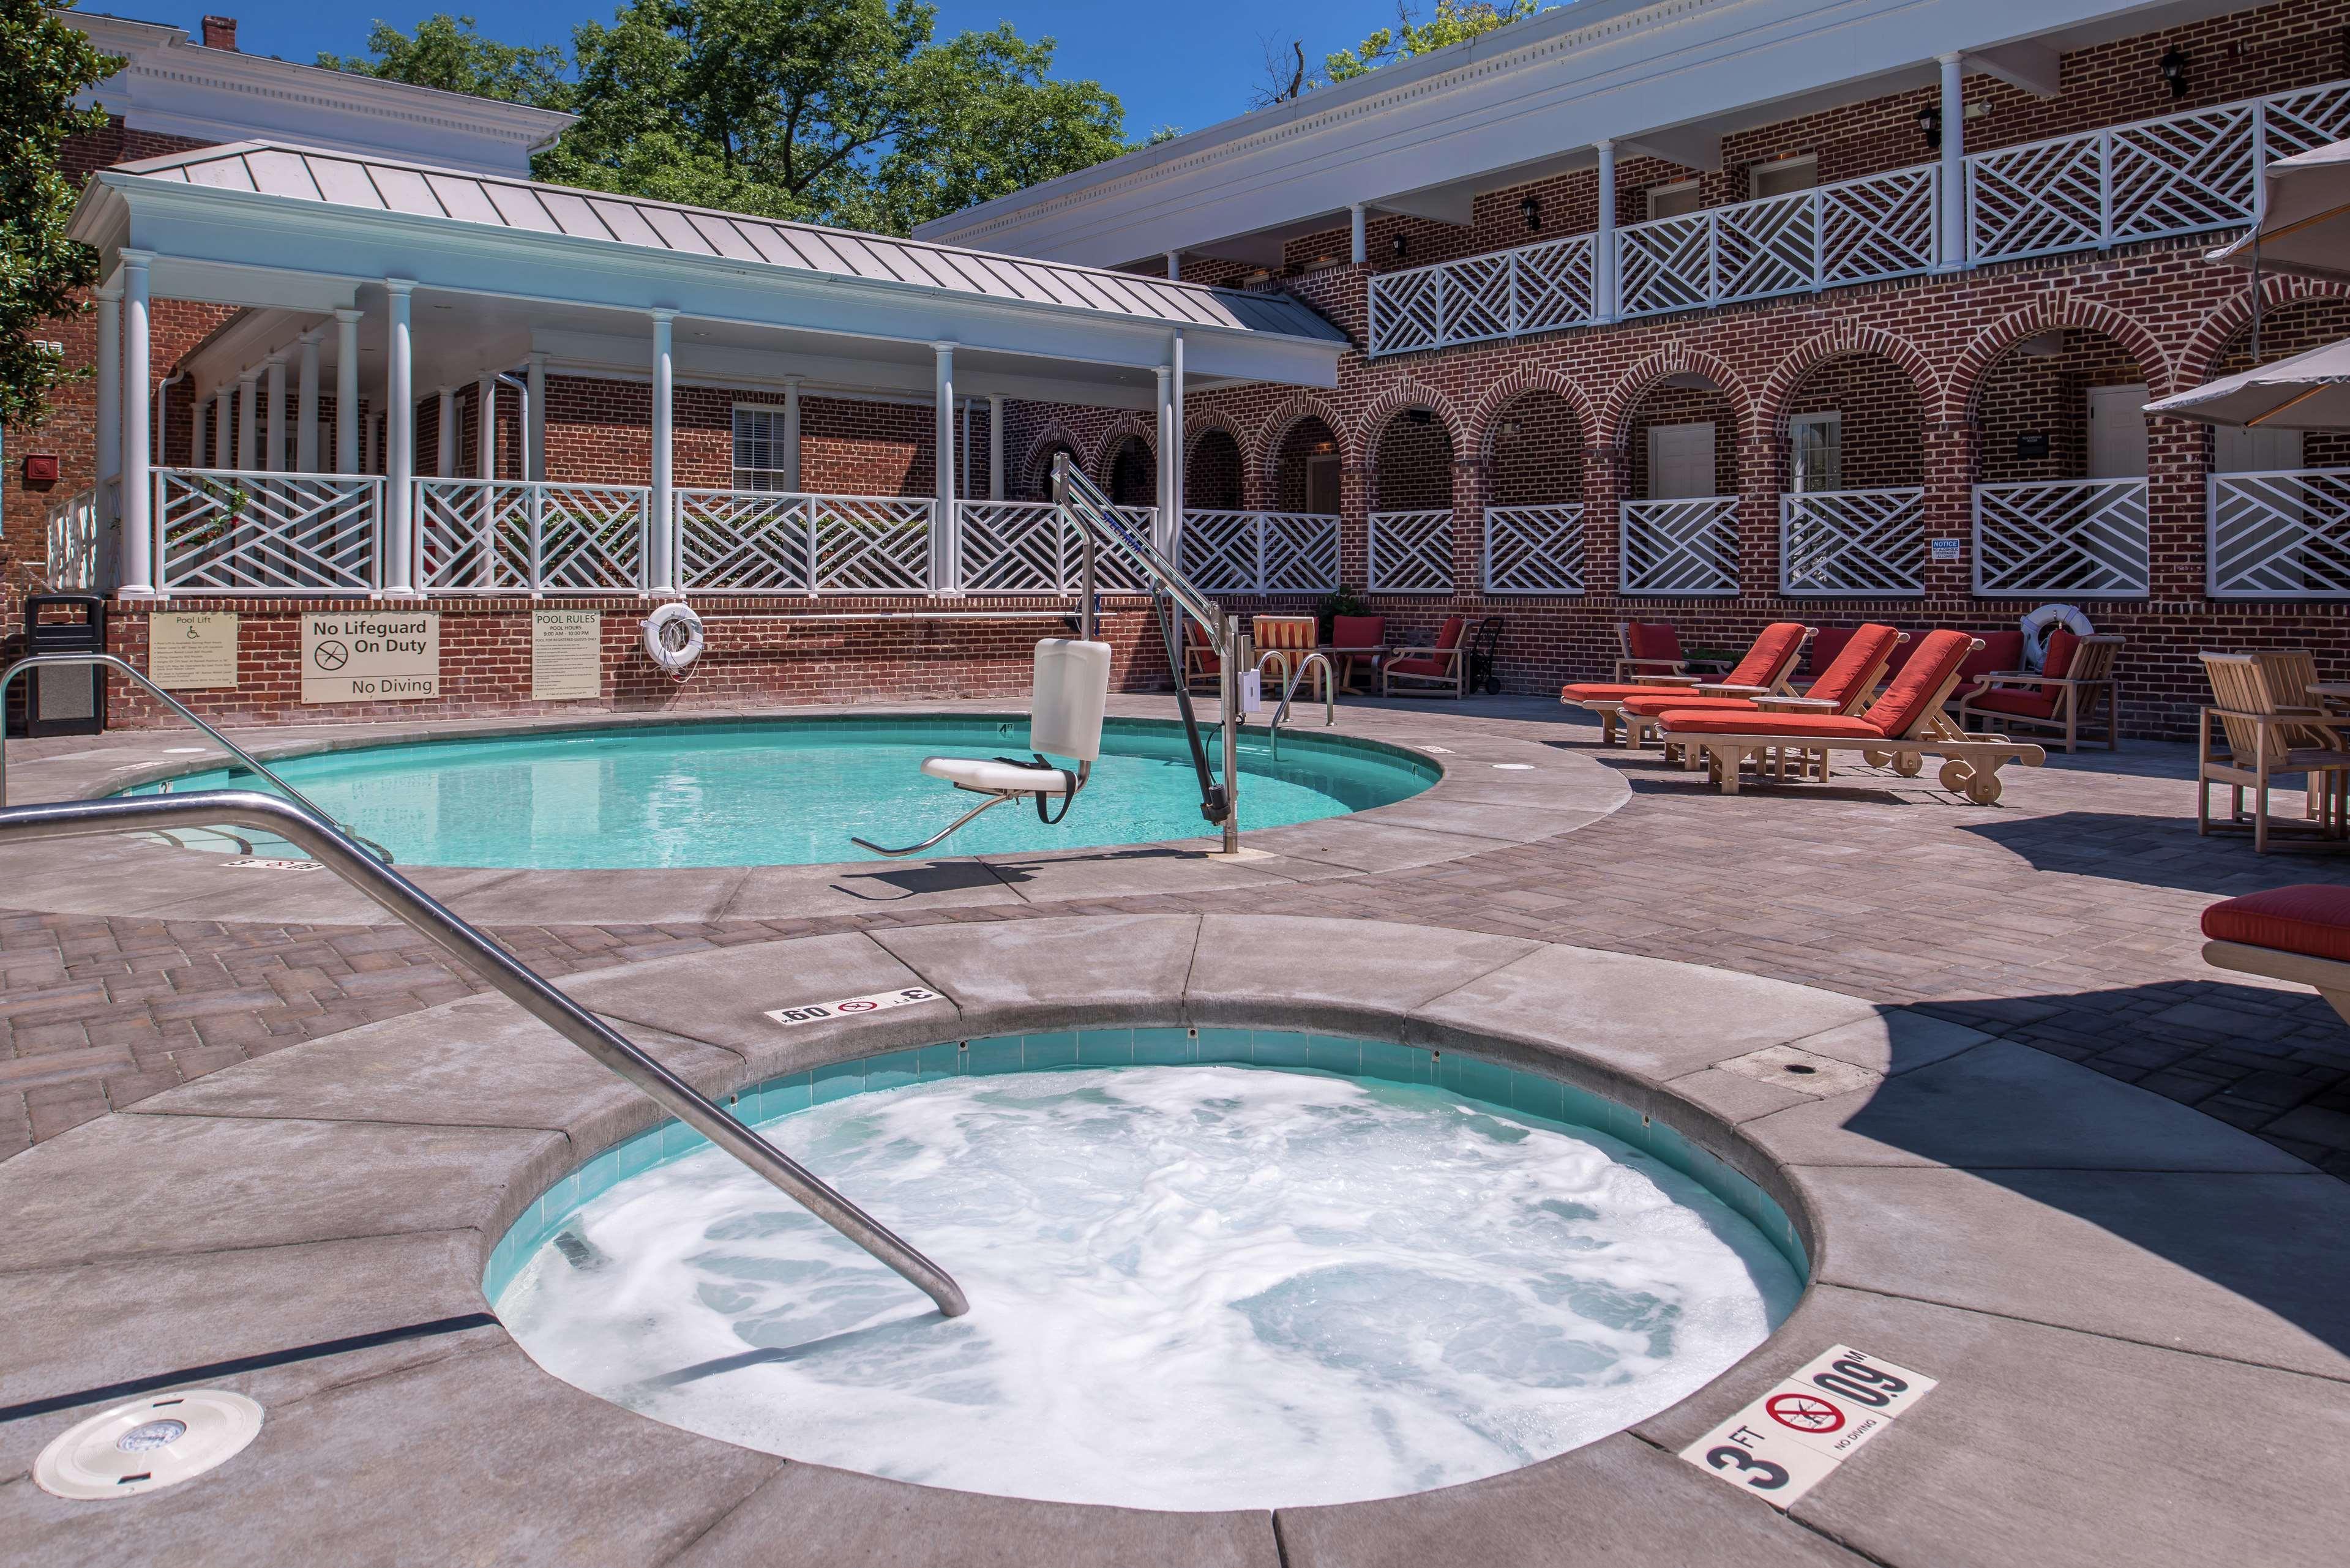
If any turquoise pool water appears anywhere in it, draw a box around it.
[126,717,1436,869]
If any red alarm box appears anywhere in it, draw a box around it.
[21,454,59,483]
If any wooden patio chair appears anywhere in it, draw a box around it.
[1252,614,1324,702]
[1954,631,2124,753]
[2202,885,2350,1028]
[1612,620,1686,682]
[1655,630,2047,804]
[2196,652,2350,853]
[1383,615,1471,699]
[1562,622,1811,747]
[1181,619,1221,693]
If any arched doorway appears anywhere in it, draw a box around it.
[1776,353,1926,595]
[1369,407,1455,592]
[1620,373,1741,596]
[1972,326,2152,597]
[1484,389,1585,594]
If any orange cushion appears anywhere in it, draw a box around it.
[1620,693,1757,717]
[1860,629,1977,737]
[1434,616,1468,652]
[1563,681,1693,703]
[1724,622,1808,689]
[1657,710,1888,739]
[1333,615,1385,649]
[1808,624,1901,709]
[1966,687,2059,720]
[2043,627,2081,681]
[1626,622,1682,664]
[2202,886,2350,965]
[1956,631,2024,687]
[1391,656,1449,677]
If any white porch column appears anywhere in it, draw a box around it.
[94,284,120,519]
[1595,138,1618,321]
[297,330,322,472]
[334,309,361,475]
[525,351,547,482]
[118,253,154,599]
[988,395,1003,500]
[932,342,957,592]
[650,308,676,594]
[236,371,260,471]
[384,280,416,594]
[190,398,207,474]
[1170,330,1185,556]
[1349,204,1367,266]
[264,354,287,471]
[782,375,803,490]
[212,390,230,469]
[435,386,456,478]
[1938,53,1966,272]
[476,373,498,480]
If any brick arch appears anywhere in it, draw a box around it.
[1251,393,1354,488]
[1088,413,1157,485]
[1355,379,1469,457]
[1757,326,1941,438]
[1183,407,1249,465]
[2175,271,2350,388]
[1944,301,2176,421]
[1467,368,1598,463]
[1019,422,1088,496]
[1601,349,1757,447]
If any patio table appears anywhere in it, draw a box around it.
[1319,644,1388,696]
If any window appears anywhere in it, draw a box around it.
[732,405,794,491]
[1647,179,1702,221]
[1749,155,1818,201]
[1789,413,1842,493]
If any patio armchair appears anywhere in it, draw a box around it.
[1253,614,1324,702]
[2202,884,2350,1028]
[1181,620,1221,693]
[2195,651,2350,853]
[1329,614,1388,695]
[1617,624,1906,756]
[1383,615,1472,698]
[1612,621,1687,682]
[1562,622,1811,746]
[1954,631,2124,753]
[1654,629,2048,804]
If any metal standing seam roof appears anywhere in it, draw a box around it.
[107,141,1350,344]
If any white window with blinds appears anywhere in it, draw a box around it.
[732,405,795,491]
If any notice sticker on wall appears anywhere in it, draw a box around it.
[1679,1346,1937,1510]
[1930,537,1964,563]
[533,609,602,701]
[149,612,239,690]
[301,613,439,703]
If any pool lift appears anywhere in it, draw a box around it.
[851,457,1246,858]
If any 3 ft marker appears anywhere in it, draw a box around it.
[1680,1345,1939,1509]
[765,987,945,1027]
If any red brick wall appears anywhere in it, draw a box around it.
[1186,429,1245,509]
[1487,390,1585,506]
[1785,357,1922,490]
[1372,416,1453,510]
[1977,333,2149,485]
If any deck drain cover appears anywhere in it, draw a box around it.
[36,1390,263,1499]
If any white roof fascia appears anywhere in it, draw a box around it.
[69,12,575,178]
[913,0,2205,266]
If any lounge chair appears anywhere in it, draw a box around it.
[2202,884,2350,1026]
[1561,622,1811,746]
[1181,620,1221,693]
[1616,623,1906,753]
[1384,615,1472,698]
[1655,629,2047,804]
[2196,651,2350,853]
[1955,631,2124,753]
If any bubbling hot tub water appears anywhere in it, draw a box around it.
[495,1058,1800,1511]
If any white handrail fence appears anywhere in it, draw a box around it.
[1779,488,1927,596]
[1620,496,1741,596]
[156,468,382,594]
[45,485,101,592]
[1366,509,1455,592]
[1481,503,1585,594]
[1972,478,2149,597]
[1177,509,1342,595]
[2207,468,2350,599]
[416,478,648,594]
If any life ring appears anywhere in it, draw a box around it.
[643,602,706,678]
[2018,603,2093,671]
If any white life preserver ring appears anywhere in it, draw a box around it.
[2018,603,2094,671]
[643,602,706,678]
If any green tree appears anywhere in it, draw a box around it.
[0,0,119,433]
[320,14,571,106]
[1325,1,1544,83]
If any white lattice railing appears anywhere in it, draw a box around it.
[1617,166,1939,320]
[1366,509,1454,592]
[45,485,101,591]
[416,479,646,594]
[811,495,933,593]
[1972,479,2149,598]
[1482,504,1585,594]
[1367,234,1596,355]
[1177,509,1341,594]
[1620,497,1740,597]
[2208,469,2350,599]
[157,468,382,594]
[678,488,811,593]
[1779,488,1926,597]
[956,500,1063,592]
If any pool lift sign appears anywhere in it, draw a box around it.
[1680,1345,1938,1509]
[766,987,945,1027]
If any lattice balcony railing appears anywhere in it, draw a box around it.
[1366,234,1595,356]
[158,469,382,594]
[417,479,646,594]
[812,495,932,594]
[956,500,1064,593]
[2207,469,2350,599]
[678,488,811,593]
[1972,479,2149,598]
[1177,509,1341,594]
[1481,504,1585,594]
[45,485,100,591]
[1617,166,1939,320]
[1779,488,1926,597]
[1366,509,1455,592]
[1620,497,1740,597]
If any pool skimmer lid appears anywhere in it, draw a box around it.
[35,1390,263,1499]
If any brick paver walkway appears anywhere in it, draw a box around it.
[6,711,2348,1173]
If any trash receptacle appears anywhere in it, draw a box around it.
[22,594,107,737]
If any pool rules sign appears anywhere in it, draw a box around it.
[301,613,440,703]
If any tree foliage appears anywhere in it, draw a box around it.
[0,0,119,433]
[319,14,571,106]
[1324,1,1544,84]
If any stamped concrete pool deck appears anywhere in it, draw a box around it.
[3,695,2349,1564]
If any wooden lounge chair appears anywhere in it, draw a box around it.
[1383,615,1471,698]
[1656,629,2047,804]
[1617,624,1905,753]
[1955,631,2124,753]
[1561,622,1811,746]
[2202,884,2350,1027]
[1181,619,1221,693]
[2196,651,2350,853]
[1613,621,1687,683]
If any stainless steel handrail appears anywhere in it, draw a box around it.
[0,791,970,1317]
[1254,649,1336,758]
[0,652,395,863]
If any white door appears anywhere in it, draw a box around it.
[2213,424,2303,474]
[1648,421,1716,499]
[2086,384,2150,479]
[1789,412,1843,493]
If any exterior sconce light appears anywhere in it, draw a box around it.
[1391,234,1409,259]
[2161,48,2188,99]
[1917,105,1941,152]
[1520,195,1542,232]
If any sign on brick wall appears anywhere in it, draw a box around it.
[532,608,602,701]
[149,611,238,690]
[301,612,439,703]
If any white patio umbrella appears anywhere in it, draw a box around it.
[2144,332,2350,428]
[2209,135,2350,283]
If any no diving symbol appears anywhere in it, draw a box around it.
[835,999,880,1012]
[313,640,350,671]
[1765,1393,1844,1434]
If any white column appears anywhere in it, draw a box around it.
[476,372,498,480]
[650,308,676,594]
[264,355,287,472]
[960,397,971,497]
[782,375,803,490]
[1349,204,1367,266]
[334,309,361,475]
[1938,53,1967,272]
[1170,330,1185,558]
[525,351,547,482]
[190,397,207,474]
[212,390,230,469]
[987,395,1003,500]
[297,331,322,472]
[1154,363,1176,558]
[118,253,154,598]
[384,280,416,594]
[236,371,260,471]
[1165,250,1182,280]
[94,285,120,517]
[932,342,957,592]
[435,386,455,479]
[1595,138,1618,321]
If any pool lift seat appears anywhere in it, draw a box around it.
[852,638,1112,857]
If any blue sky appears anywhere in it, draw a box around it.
[179,1,1412,141]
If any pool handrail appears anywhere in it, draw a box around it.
[0,651,396,864]
[0,790,972,1319]
[1254,649,1336,759]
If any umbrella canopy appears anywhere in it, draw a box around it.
[2144,332,2350,428]
[2208,135,2350,283]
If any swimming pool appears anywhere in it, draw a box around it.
[125,717,1437,869]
